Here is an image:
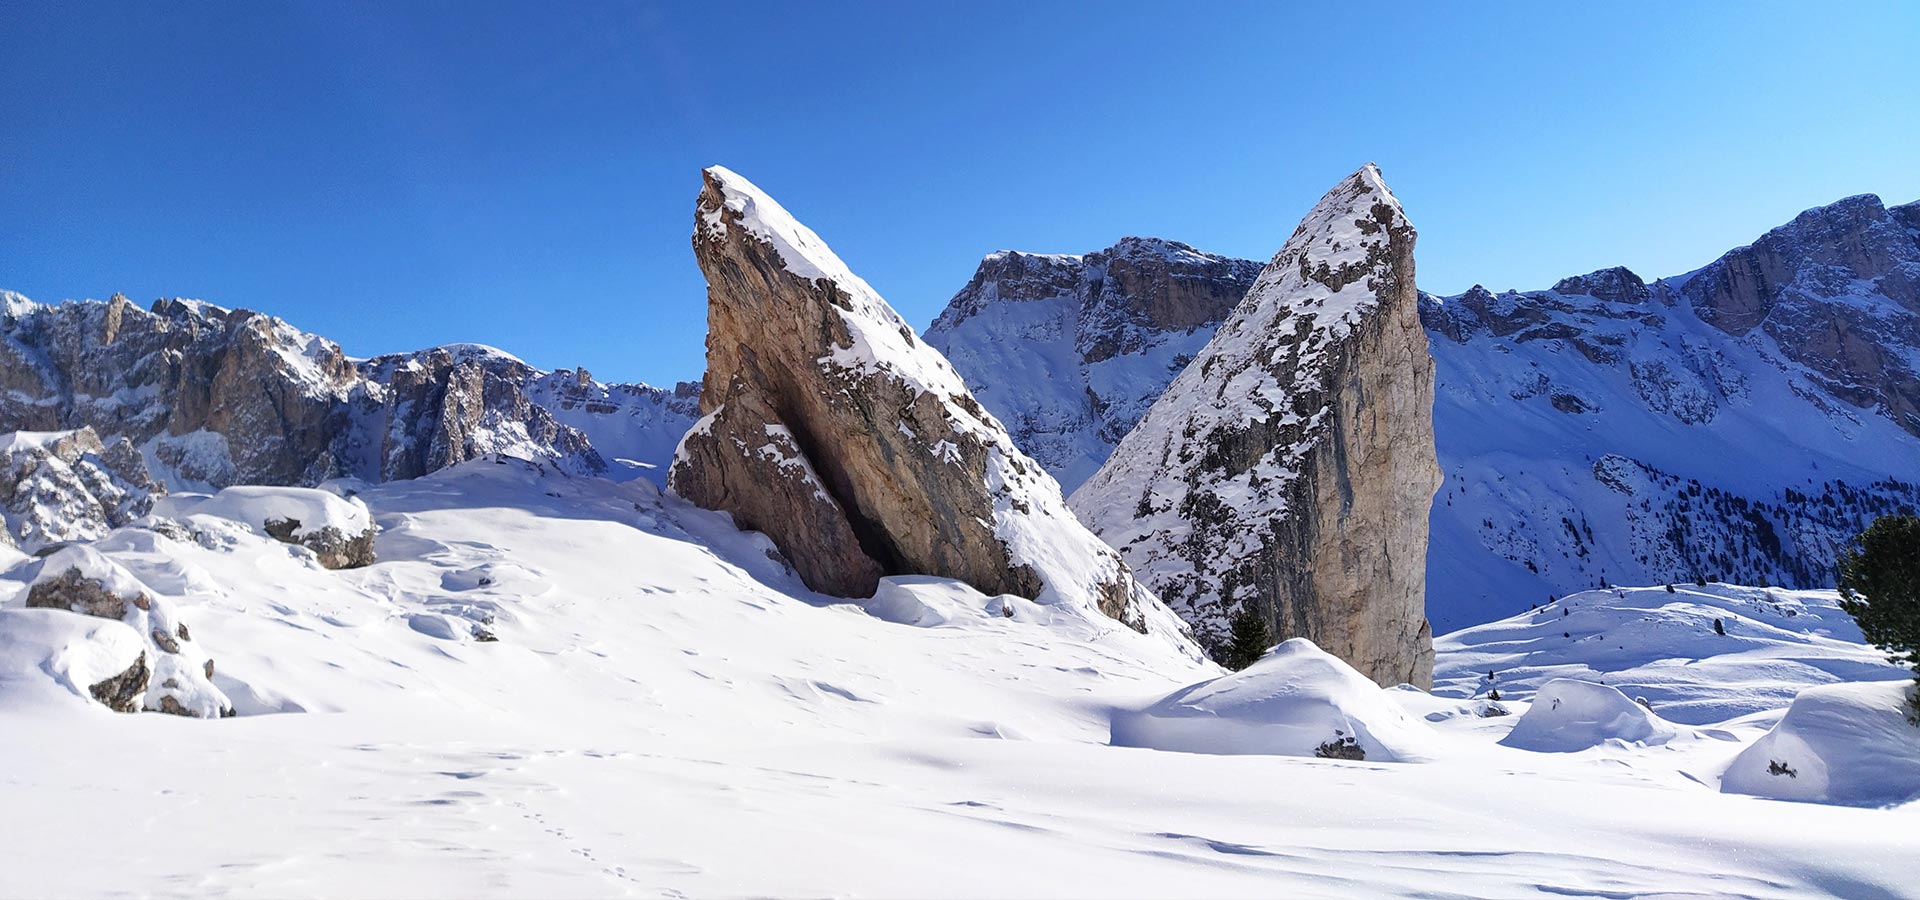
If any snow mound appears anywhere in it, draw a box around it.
[863,576,1037,628]
[1722,680,1920,806]
[25,545,231,717]
[0,608,145,712]
[1111,638,1437,761]
[1499,678,1681,752]
[171,485,372,539]
[1434,584,1909,723]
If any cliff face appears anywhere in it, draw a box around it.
[1070,165,1439,686]
[1678,195,1920,437]
[669,166,1198,654]
[926,238,1260,492]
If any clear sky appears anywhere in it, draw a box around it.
[3,2,1917,386]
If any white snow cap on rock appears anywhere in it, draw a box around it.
[1499,678,1683,752]
[168,485,372,540]
[698,165,977,399]
[1722,680,1920,806]
[1111,638,1437,761]
[0,608,145,712]
[26,545,230,717]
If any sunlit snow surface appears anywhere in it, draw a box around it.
[1,461,1915,898]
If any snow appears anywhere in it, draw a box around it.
[1113,638,1440,761]
[0,607,144,712]
[0,462,1915,896]
[1723,679,1920,806]
[1498,677,1683,752]
[1434,584,1911,724]
[165,484,372,539]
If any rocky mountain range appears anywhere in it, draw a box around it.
[932,192,1920,632]
[0,290,698,490]
[1069,165,1439,686]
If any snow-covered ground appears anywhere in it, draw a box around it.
[2,463,1916,898]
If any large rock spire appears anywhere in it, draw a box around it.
[670,166,1197,654]
[1070,164,1440,686]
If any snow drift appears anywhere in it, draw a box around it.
[1499,678,1681,752]
[1722,680,1920,806]
[1111,638,1438,761]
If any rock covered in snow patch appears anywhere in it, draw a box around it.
[169,486,376,569]
[1721,680,1920,806]
[0,427,160,550]
[0,608,149,712]
[669,166,1196,655]
[1110,638,1437,761]
[1072,164,1440,687]
[1498,678,1680,752]
[23,545,230,717]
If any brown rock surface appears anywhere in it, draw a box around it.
[670,167,1194,648]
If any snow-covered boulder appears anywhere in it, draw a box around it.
[177,486,375,569]
[0,608,149,712]
[0,428,159,550]
[1111,638,1438,761]
[1722,680,1920,806]
[668,166,1196,655]
[1499,678,1679,752]
[23,545,231,717]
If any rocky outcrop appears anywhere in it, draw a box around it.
[0,292,682,488]
[0,427,160,550]
[24,545,231,717]
[669,166,1195,651]
[926,239,1261,491]
[1678,195,1920,437]
[184,485,378,569]
[1070,164,1440,686]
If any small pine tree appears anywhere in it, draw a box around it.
[1222,605,1272,671]
[1713,618,1725,636]
[1837,515,1920,724]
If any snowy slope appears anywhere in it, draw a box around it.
[1433,583,1911,724]
[2,462,1916,897]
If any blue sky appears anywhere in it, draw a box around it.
[3,2,1916,386]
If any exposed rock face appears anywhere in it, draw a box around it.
[88,650,150,713]
[1071,165,1439,687]
[185,485,378,570]
[25,545,231,717]
[670,166,1195,651]
[1678,195,1920,437]
[0,427,160,550]
[0,292,702,488]
[926,239,1261,491]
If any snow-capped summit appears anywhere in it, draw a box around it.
[672,167,1199,654]
[1071,164,1441,685]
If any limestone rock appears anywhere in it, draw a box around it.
[1679,194,1920,437]
[24,545,231,717]
[1071,164,1440,686]
[0,427,160,550]
[669,166,1196,651]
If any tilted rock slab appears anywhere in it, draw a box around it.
[670,166,1195,649]
[1071,164,1440,687]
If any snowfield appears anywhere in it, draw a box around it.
[1,461,1916,898]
